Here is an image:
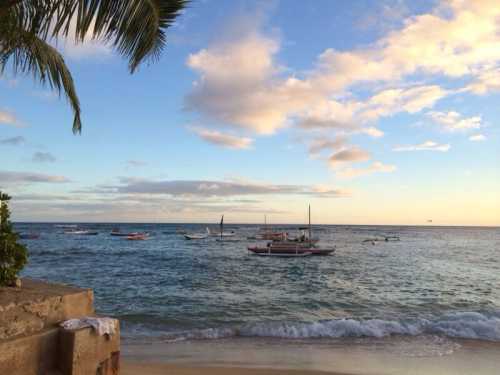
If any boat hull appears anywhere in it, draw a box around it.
[248,246,334,256]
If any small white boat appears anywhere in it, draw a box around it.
[184,233,208,240]
[64,230,98,236]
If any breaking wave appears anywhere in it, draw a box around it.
[158,311,500,342]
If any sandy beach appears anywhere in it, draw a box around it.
[121,336,500,375]
[122,363,350,375]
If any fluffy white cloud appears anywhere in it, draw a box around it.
[393,141,450,152]
[337,162,397,179]
[358,127,384,138]
[185,1,500,169]
[465,68,500,94]
[191,128,254,149]
[427,111,481,132]
[469,134,487,142]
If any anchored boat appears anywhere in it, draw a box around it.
[247,206,335,257]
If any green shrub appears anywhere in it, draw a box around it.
[0,191,28,286]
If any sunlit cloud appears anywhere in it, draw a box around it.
[393,141,451,152]
[427,111,482,132]
[0,110,20,127]
[337,161,397,179]
[191,127,254,149]
[329,147,371,167]
[186,1,500,172]
[469,134,487,142]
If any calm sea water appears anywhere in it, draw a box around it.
[16,223,500,345]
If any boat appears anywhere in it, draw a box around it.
[247,206,335,256]
[64,229,98,235]
[184,233,208,240]
[127,233,147,240]
[19,233,40,240]
[253,251,313,258]
[247,216,287,241]
[207,215,236,238]
[110,229,140,237]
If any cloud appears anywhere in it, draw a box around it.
[186,32,285,135]
[393,141,451,152]
[0,110,19,127]
[97,177,349,198]
[465,68,500,94]
[185,1,500,172]
[126,160,148,168]
[337,162,397,179]
[53,16,112,60]
[308,136,347,157]
[0,171,70,185]
[358,127,384,138]
[469,134,487,142]
[0,136,25,146]
[427,111,481,132]
[32,152,57,163]
[329,147,371,167]
[191,128,253,149]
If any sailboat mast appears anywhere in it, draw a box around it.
[220,215,224,240]
[308,205,312,246]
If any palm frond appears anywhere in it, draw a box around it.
[0,0,187,132]
[1,25,82,133]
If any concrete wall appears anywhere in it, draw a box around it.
[0,279,120,375]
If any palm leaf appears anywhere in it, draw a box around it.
[0,0,187,132]
[1,23,82,133]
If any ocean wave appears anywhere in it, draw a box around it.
[158,311,500,342]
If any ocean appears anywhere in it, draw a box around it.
[16,224,500,353]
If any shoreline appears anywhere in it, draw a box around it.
[121,336,500,375]
[122,363,353,375]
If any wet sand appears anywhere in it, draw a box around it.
[122,363,351,375]
[121,336,500,375]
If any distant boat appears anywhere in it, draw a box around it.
[253,251,313,258]
[64,229,98,236]
[207,215,236,238]
[110,229,139,237]
[126,233,147,240]
[19,233,40,240]
[247,215,287,241]
[184,233,208,240]
[248,206,335,256]
[55,224,77,229]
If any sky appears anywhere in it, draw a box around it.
[1,0,499,225]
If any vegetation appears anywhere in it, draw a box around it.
[0,191,28,287]
[0,0,187,133]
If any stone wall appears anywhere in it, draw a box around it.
[0,279,120,375]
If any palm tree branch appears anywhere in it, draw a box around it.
[1,26,82,133]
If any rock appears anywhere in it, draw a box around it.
[9,278,22,288]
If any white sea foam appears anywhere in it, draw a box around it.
[165,311,500,342]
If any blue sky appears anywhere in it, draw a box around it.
[1,0,499,225]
